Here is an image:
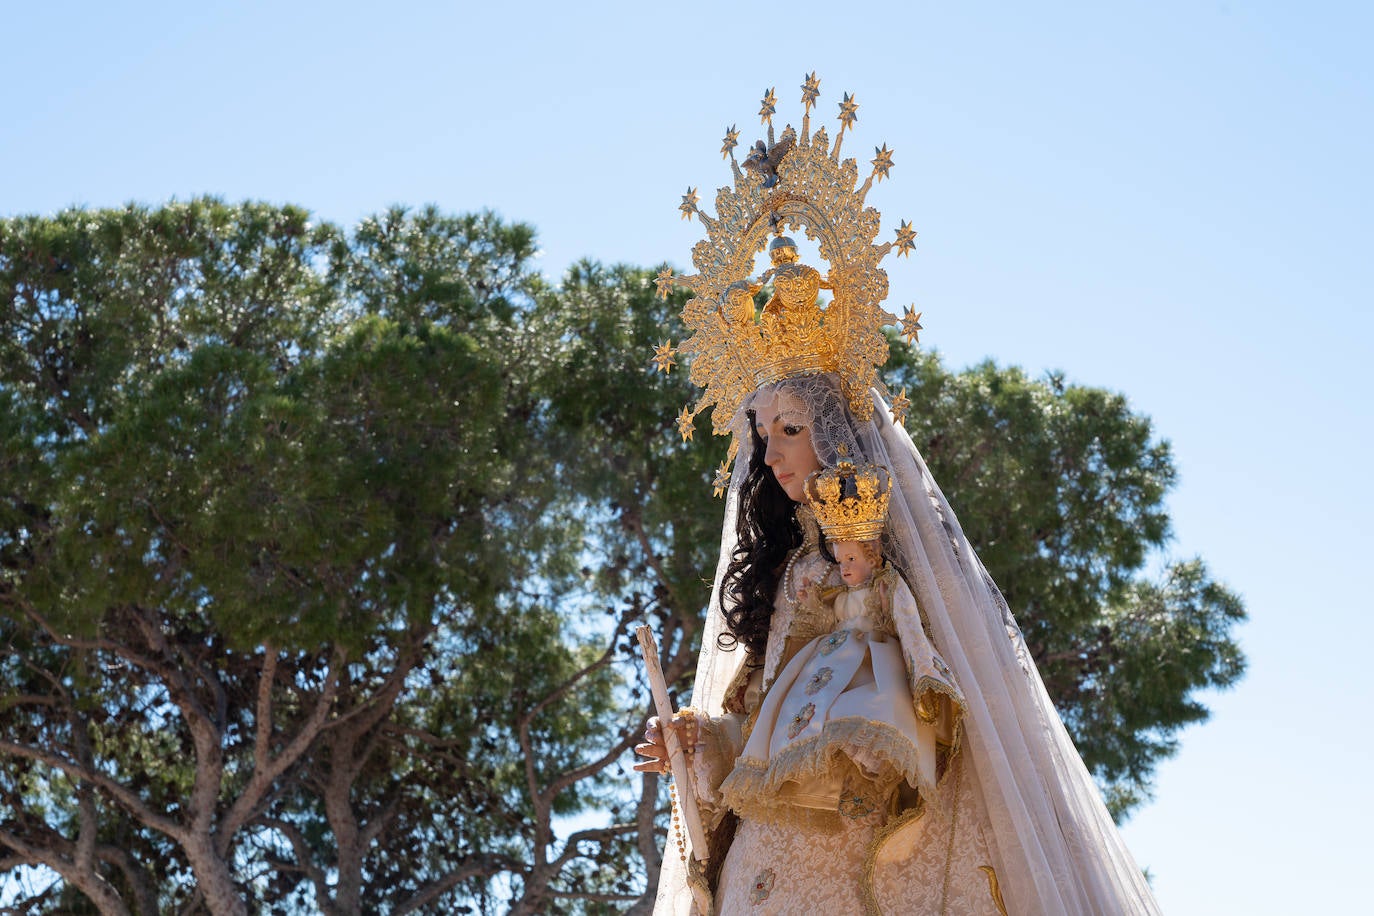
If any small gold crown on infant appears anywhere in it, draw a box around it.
[803,459,893,542]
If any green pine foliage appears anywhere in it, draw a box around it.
[0,201,1244,913]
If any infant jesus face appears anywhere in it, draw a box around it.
[835,539,882,587]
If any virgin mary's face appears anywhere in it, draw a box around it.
[754,389,822,503]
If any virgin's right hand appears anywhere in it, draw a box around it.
[633,713,699,774]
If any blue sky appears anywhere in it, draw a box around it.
[4,1,1371,910]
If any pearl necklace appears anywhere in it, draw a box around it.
[781,548,803,605]
[782,506,823,606]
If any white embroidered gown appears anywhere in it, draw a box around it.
[694,546,1011,915]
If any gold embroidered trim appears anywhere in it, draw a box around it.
[908,670,965,772]
[721,655,757,716]
[856,742,971,916]
[938,752,965,915]
[911,675,965,726]
[980,864,1010,916]
[861,569,899,635]
[719,716,933,830]
[859,794,929,916]
[789,586,837,643]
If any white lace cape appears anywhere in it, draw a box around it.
[653,374,1161,916]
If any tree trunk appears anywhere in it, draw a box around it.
[182,833,248,916]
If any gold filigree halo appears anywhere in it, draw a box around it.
[652,73,924,480]
[803,460,893,542]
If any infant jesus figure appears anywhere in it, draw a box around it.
[719,461,963,829]
[835,537,882,588]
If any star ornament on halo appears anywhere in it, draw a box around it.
[676,406,696,442]
[838,92,859,129]
[654,267,674,300]
[711,460,732,498]
[679,187,700,221]
[894,220,918,257]
[721,124,740,159]
[801,72,821,110]
[871,144,895,182]
[759,87,777,123]
[652,340,677,374]
[899,306,923,345]
[889,388,912,427]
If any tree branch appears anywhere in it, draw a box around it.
[393,855,526,916]
[253,644,279,777]
[0,827,130,916]
[218,646,345,853]
[550,891,642,903]
[622,504,681,611]
[261,818,332,910]
[0,741,182,841]
[551,821,640,871]
[543,720,640,800]
[633,769,662,913]
[97,844,160,916]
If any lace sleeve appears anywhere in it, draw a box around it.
[690,666,763,823]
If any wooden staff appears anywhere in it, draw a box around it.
[636,625,712,913]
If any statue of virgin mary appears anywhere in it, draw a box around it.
[639,77,1161,915]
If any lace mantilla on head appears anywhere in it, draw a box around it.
[726,374,916,587]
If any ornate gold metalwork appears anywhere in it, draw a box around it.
[803,460,893,542]
[676,405,695,441]
[655,75,922,452]
[759,87,778,123]
[679,187,700,221]
[894,220,918,257]
[871,144,895,182]
[889,387,912,427]
[720,124,740,159]
[652,340,677,374]
[800,72,821,111]
[711,460,732,498]
[838,92,860,130]
[899,305,924,344]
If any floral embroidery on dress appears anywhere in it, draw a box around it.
[787,702,817,739]
[750,868,776,904]
[819,629,850,656]
[804,666,834,695]
[838,791,877,819]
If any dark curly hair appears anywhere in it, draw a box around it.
[718,409,804,659]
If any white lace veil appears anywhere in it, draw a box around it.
[681,372,1160,914]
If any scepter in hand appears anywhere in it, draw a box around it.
[635,625,712,912]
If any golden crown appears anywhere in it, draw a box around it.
[803,460,893,542]
[652,73,926,470]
